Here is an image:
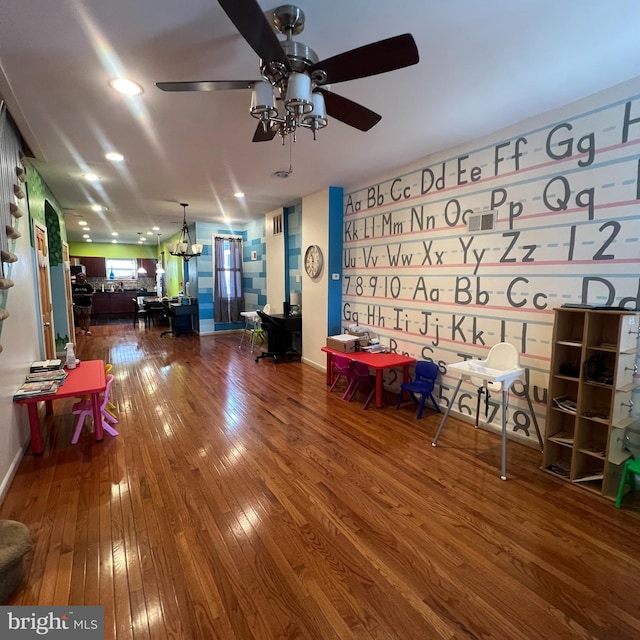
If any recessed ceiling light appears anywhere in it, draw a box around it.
[86,239,92,243]
[109,78,143,96]
[147,231,153,235]
[139,237,146,241]
[79,220,87,226]
[83,173,100,182]
[90,204,103,212]
[152,226,160,231]
[105,151,124,162]
[112,239,118,244]
[111,232,118,236]
[83,234,90,239]
[234,191,245,198]
[83,227,91,232]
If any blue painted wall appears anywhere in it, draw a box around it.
[285,203,302,300]
[194,218,265,334]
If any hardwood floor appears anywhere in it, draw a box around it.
[2,322,640,639]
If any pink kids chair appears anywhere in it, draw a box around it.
[344,361,376,409]
[329,354,356,399]
[70,374,119,444]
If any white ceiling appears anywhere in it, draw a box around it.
[2,0,640,245]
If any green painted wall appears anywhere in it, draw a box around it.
[69,236,188,296]
[25,165,65,230]
[25,165,67,265]
[68,242,156,259]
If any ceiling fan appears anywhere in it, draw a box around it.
[156,0,419,143]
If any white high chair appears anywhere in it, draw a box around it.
[239,303,270,351]
[471,343,519,427]
[250,303,270,351]
[432,342,542,480]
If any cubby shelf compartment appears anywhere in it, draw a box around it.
[589,344,618,352]
[554,374,579,382]
[544,440,572,480]
[542,308,640,501]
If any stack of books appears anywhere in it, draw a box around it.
[30,359,62,373]
[25,369,68,383]
[553,396,577,413]
[13,380,60,399]
[361,343,387,354]
[13,367,68,400]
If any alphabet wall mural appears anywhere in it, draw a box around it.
[342,78,640,445]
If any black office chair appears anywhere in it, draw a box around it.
[255,311,295,363]
[160,301,177,337]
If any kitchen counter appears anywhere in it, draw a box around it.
[92,291,149,316]
[97,288,153,293]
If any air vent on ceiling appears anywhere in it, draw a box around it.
[467,210,497,233]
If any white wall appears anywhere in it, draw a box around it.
[0,221,40,502]
[301,189,330,369]
[265,207,285,312]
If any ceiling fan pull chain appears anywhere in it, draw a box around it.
[288,135,294,176]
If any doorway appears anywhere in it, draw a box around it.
[33,221,56,358]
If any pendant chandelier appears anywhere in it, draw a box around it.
[167,203,202,262]
[156,233,165,274]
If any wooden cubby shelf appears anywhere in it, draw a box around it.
[542,308,640,500]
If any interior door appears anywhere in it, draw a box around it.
[34,221,56,358]
[62,242,76,345]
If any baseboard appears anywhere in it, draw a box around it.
[0,440,29,507]
[301,356,324,372]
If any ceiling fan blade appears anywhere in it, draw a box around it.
[252,122,277,142]
[218,0,290,70]
[156,80,256,92]
[309,34,419,85]
[317,88,381,132]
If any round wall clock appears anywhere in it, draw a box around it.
[304,244,323,279]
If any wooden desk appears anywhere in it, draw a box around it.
[161,301,197,336]
[256,313,302,361]
[15,360,106,454]
[321,347,416,409]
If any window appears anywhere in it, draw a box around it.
[218,239,241,298]
[273,213,283,235]
[106,258,138,280]
[213,236,244,322]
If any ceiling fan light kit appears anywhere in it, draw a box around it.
[250,81,278,119]
[167,203,203,262]
[250,69,327,143]
[157,0,419,146]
